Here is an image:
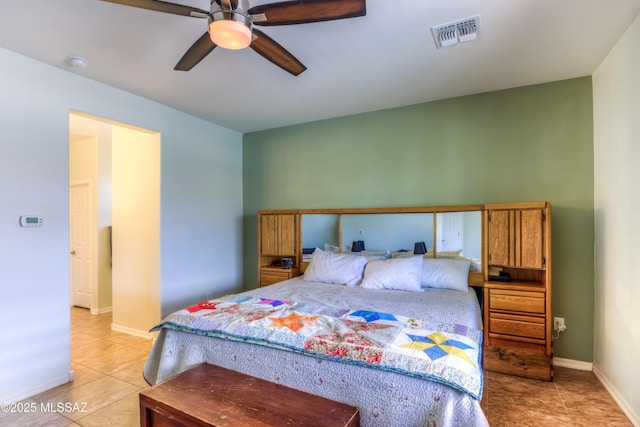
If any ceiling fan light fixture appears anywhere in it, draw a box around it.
[209,11,252,50]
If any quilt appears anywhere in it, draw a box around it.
[150,294,483,400]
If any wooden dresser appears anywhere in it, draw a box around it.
[140,363,360,427]
[482,202,553,380]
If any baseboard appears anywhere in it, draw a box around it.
[3,373,70,403]
[111,323,154,340]
[593,364,640,427]
[553,357,593,371]
[90,306,112,315]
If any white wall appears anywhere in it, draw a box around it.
[97,127,113,313]
[0,47,243,403]
[112,125,160,336]
[593,13,640,425]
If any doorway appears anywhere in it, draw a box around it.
[69,111,161,337]
[69,117,112,314]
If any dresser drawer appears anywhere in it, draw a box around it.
[489,312,545,341]
[489,289,545,314]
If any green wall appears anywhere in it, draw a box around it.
[243,77,594,362]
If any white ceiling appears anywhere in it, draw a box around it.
[2,0,639,133]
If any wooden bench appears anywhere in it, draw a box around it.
[139,363,360,427]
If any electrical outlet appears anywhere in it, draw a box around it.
[554,317,567,332]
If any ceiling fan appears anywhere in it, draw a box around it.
[101,0,367,76]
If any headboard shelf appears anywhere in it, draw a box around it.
[260,204,485,215]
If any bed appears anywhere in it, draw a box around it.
[144,253,488,427]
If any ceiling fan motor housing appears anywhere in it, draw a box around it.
[209,0,253,49]
[210,0,251,15]
[208,11,253,30]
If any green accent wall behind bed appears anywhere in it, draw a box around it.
[243,76,594,364]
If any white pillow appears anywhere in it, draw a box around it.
[421,258,471,291]
[360,256,423,292]
[303,249,368,286]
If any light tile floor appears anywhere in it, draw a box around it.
[0,307,633,426]
[0,307,152,427]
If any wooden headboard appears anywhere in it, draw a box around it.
[258,204,485,287]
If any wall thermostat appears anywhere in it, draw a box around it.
[19,216,44,227]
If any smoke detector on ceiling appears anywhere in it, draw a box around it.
[66,55,88,68]
[432,15,480,49]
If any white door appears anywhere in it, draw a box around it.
[437,212,463,252]
[70,182,92,308]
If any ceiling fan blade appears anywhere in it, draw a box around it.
[250,29,306,76]
[174,33,217,71]
[249,0,366,26]
[100,0,208,17]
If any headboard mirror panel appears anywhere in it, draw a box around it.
[298,206,483,286]
[435,211,482,260]
[301,214,340,251]
[341,213,434,254]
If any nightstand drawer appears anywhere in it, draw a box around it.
[260,267,299,287]
[489,312,545,341]
[261,273,288,286]
[489,289,545,314]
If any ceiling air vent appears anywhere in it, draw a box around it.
[432,15,480,49]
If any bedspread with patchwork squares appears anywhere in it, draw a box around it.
[150,294,483,399]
